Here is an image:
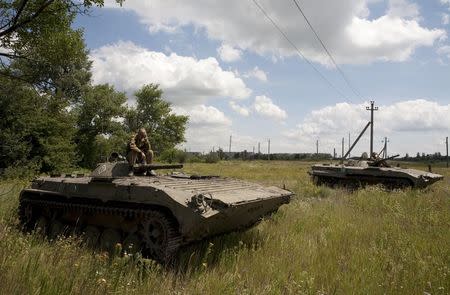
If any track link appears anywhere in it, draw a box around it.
[18,195,182,263]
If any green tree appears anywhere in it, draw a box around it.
[0,0,106,62]
[0,3,191,174]
[0,77,77,175]
[75,84,127,168]
[0,0,96,174]
[4,1,93,102]
[125,84,188,155]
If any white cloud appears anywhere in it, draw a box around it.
[0,35,15,56]
[287,100,450,138]
[347,16,442,63]
[284,99,450,154]
[437,45,450,59]
[172,105,232,151]
[106,0,446,65]
[90,41,251,106]
[173,104,232,127]
[387,0,419,19]
[217,43,242,62]
[442,14,450,25]
[173,104,259,152]
[441,0,450,10]
[378,100,450,132]
[0,46,9,56]
[253,95,287,121]
[229,101,250,116]
[244,66,268,82]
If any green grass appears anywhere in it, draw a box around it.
[0,161,449,294]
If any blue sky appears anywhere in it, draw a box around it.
[74,0,450,156]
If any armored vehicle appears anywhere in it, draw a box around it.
[309,155,443,189]
[19,161,292,262]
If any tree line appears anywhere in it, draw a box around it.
[0,0,188,177]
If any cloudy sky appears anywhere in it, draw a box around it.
[75,0,450,156]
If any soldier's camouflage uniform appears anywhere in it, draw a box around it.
[127,133,154,166]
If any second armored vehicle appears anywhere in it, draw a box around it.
[309,155,443,189]
[19,161,293,262]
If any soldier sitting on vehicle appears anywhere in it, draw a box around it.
[369,152,388,167]
[370,152,380,161]
[127,128,154,172]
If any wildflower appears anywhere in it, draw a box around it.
[97,278,107,285]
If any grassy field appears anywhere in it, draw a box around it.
[0,161,449,294]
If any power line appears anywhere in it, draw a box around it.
[291,0,363,101]
[251,0,348,100]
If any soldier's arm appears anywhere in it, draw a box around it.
[145,137,152,150]
[129,134,142,153]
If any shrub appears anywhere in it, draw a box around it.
[159,148,187,164]
[204,152,219,164]
[1,161,41,180]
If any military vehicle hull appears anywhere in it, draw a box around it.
[309,164,443,189]
[19,162,292,262]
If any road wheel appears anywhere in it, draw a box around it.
[83,225,101,248]
[140,211,181,263]
[312,176,320,186]
[65,225,76,237]
[123,233,141,255]
[99,228,122,254]
[394,179,412,189]
[35,216,48,236]
[19,202,35,230]
[49,220,64,240]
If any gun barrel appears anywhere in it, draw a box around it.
[133,163,183,171]
[373,154,400,165]
[385,154,400,161]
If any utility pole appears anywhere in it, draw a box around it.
[258,142,260,154]
[268,139,271,160]
[316,139,319,155]
[341,137,344,159]
[366,101,378,156]
[229,135,232,153]
[333,148,336,159]
[446,137,449,168]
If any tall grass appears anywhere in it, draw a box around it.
[0,161,448,294]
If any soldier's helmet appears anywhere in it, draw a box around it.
[361,152,368,159]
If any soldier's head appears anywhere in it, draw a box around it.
[138,128,147,138]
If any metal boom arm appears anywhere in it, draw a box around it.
[341,121,371,162]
